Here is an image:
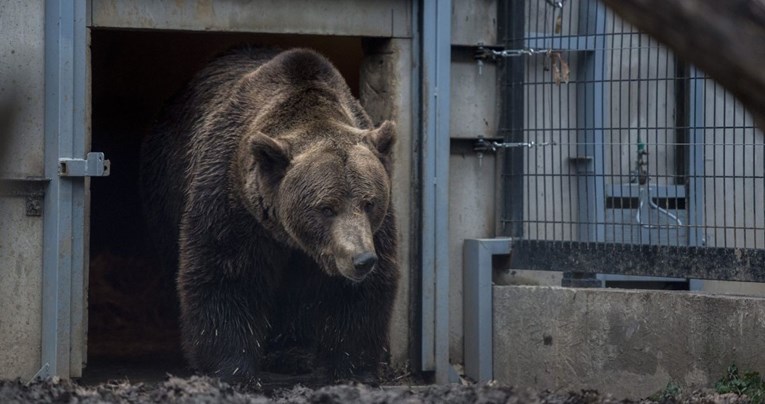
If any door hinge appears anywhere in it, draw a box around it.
[58,152,110,177]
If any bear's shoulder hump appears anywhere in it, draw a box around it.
[271,48,340,85]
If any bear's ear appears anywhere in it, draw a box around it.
[364,120,397,158]
[249,131,291,175]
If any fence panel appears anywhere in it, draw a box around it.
[501,0,765,280]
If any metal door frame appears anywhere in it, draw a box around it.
[417,0,453,384]
[40,0,89,378]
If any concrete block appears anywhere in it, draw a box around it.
[699,280,765,298]
[451,0,497,46]
[0,198,43,379]
[495,269,563,286]
[494,285,765,399]
[449,53,499,139]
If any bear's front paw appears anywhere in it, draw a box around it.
[262,347,316,375]
[331,369,380,386]
[329,360,381,386]
[201,356,258,382]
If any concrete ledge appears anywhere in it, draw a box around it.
[493,286,765,399]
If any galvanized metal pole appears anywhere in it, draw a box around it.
[575,0,607,243]
[499,0,527,239]
[41,0,88,378]
[463,238,512,382]
[687,66,705,248]
[419,0,452,384]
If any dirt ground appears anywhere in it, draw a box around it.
[0,376,750,404]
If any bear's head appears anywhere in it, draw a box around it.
[240,121,396,282]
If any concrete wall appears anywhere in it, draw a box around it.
[494,285,765,399]
[448,145,499,366]
[0,0,45,380]
[447,0,501,367]
[0,0,46,177]
[360,38,413,365]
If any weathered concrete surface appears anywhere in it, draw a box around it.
[0,0,46,380]
[448,143,499,366]
[494,285,765,399]
[0,0,45,177]
[360,38,412,366]
[700,280,765,298]
[446,0,503,369]
[449,51,499,139]
[495,269,563,286]
[451,0,497,46]
[91,0,412,38]
[0,198,43,380]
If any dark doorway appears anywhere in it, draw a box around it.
[86,29,365,381]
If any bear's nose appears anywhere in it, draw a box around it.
[353,252,378,276]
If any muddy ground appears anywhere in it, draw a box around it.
[0,376,750,404]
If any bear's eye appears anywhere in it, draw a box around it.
[363,201,375,213]
[320,206,336,218]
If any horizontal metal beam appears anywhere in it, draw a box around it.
[0,177,50,217]
[525,34,596,52]
[0,177,50,197]
[512,240,765,282]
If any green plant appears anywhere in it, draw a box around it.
[715,364,765,403]
[649,380,682,402]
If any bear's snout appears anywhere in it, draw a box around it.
[352,252,378,278]
[329,213,377,282]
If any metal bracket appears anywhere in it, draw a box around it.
[0,177,50,216]
[27,363,50,384]
[26,194,43,217]
[58,152,110,177]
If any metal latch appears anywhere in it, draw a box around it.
[474,45,548,62]
[473,44,551,75]
[473,136,555,153]
[58,152,110,177]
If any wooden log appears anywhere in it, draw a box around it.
[600,0,765,129]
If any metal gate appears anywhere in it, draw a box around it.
[499,0,765,281]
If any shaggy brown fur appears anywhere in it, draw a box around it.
[139,47,399,382]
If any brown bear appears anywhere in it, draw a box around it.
[139,47,399,382]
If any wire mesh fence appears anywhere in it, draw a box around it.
[500,0,765,280]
